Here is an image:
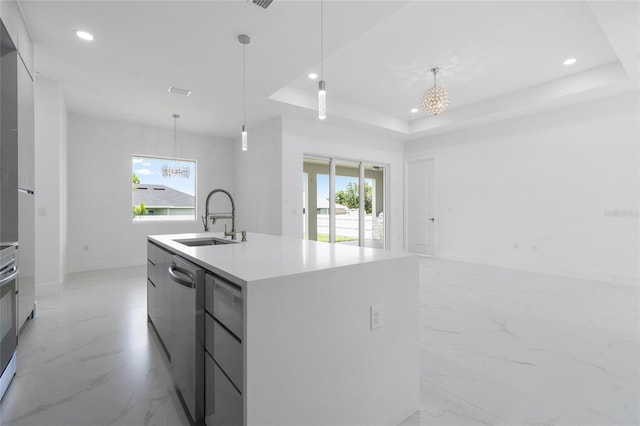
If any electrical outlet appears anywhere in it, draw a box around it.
[370,304,383,331]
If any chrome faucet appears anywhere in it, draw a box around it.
[202,189,237,239]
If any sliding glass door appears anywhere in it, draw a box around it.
[364,164,385,249]
[334,160,360,245]
[303,156,387,249]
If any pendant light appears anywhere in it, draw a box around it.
[421,67,449,116]
[161,114,190,178]
[239,34,250,151]
[318,0,326,120]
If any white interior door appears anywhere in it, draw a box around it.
[406,158,435,255]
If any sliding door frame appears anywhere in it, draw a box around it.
[304,153,390,249]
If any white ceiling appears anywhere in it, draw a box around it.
[20,0,639,141]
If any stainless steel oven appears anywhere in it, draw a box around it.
[0,244,17,400]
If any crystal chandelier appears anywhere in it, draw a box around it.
[421,67,449,116]
[162,114,190,178]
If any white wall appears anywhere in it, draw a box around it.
[59,86,68,283]
[234,117,283,235]
[66,114,234,272]
[35,77,67,287]
[282,115,405,250]
[405,92,640,284]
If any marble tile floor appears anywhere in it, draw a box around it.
[401,258,639,426]
[0,267,190,426]
[0,259,637,426]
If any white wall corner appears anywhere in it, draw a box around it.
[35,77,67,287]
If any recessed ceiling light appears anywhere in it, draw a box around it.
[76,30,94,41]
[563,58,576,66]
[410,108,419,113]
[308,73,318,80]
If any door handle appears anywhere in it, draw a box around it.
[429,218,435,222]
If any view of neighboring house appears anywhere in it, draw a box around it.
[316,198,350,215]
[133,184,195,220]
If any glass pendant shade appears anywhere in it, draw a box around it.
[421,67,449,116]
[318,80,326,120]
[421,86,449,115]
[242,125,248,151]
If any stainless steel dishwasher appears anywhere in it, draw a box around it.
[168,255,205,424]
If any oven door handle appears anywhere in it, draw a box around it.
[0,267,18,287]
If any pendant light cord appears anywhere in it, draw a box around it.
[173,114,178,163]
[320,0,324,79]
[242,45,246,126]
[243,43,246,126]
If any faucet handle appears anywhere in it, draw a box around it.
[241,231,247,242]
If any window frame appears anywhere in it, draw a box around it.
[131,154,198,223]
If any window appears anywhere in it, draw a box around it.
[132,155,196,222]
[303,156,387,249]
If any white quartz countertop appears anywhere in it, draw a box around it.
[148,232,413,284]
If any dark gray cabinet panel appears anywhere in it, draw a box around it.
[204,272,243,426]
[205,314,242,392]
[147,242,172,356]
[205,353,242,426]
[147,278,157,322]
[0,42,18,245]
[205,274,242,338]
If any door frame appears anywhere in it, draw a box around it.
[404,155,438,256]
[303,153,390,249]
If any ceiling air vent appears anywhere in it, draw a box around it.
[250,0,273,9]
[168,86,191,96]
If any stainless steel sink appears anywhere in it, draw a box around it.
[174,237,236,247]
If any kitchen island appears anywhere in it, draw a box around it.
[148,232,419,426]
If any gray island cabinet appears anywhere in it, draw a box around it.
[146,241,172,355]
[147,232,420,426]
